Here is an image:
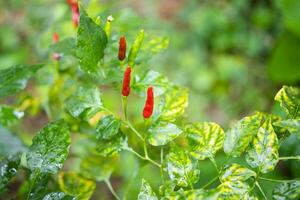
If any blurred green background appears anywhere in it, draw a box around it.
[1,0,300,199]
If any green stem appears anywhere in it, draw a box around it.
[105,179,120,200]
[125,147,161,168]
[121,96,127,120]
[209,157,219,174]
[279,156,300,160]
[160,147,165,185]
[258,177,297,183]
[101,107,115,116]
[126,120,144,142]
[201,176,219,189]
[255,182,267,200]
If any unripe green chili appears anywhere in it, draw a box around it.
[128,29,144,67]
[104,15,113,38]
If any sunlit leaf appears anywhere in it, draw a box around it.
[223,113,262,157]
[26,121,71,174]
[274,85,300,118]
[65,84,102,119]
[95,115,121,140]
[220,163,256,183]
[77,6,107,73]
[0,64,43,98]
[0,155,20,192]
[158,87,188,122]
[274,119,300,139]
[246,119,279,173]
[80,155,117,181]
[0,105,24,127]
[186,122,224,160]
[138,179,158,200]
[142,36,169,55]
[58,172,96,200]
[147,121,182,146]
[132,70,170,97]
[166,148,199,187]
[273,180,300,200]
[42,192,75,200]
[96,134,127,157]
[165,189,219,200]
[217,180,253,199]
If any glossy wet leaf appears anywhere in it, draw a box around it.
[274,119,300,139]
[186,122,224,160]
[50,37,76,57]
[65,84,102,118]
[42,192,75,200]
[273,180,300,200]
[220,163,256,183]
[128,29,144,66]
[246,119,279,173]
[138,179,158,200]
[77,6,107,73]
[26,121,71,174]
[147,121,182,146]
[158,87,188,122]
[275,85,300,118]
[0,126,27,157]
[96,134,127,157]
[132,70,170,97]
[166,149,199,187]
[224,113,262,157]
[80,155,116,181]
[0,64,43,98]
[0,155,20,192]
[95,115,121,140]
[58,172,96,200]
[0,105,24,127]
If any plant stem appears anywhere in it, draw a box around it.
[201,176,219,189]
[209,157,219,174]
[125,147,161,168]
[121,96,127,120]
[279,156,300,160]
[105,179,120,200]
[126,120,144,142]
[160,147,165,185]
[255,182,267,200]
[258,177,296,183]
[101,107,115,116]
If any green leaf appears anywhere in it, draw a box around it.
[96,134,127,157]
[0,105,24,127]
[42,192,75,200]
[95,115,121,140]
[128,29,145,67]
[275,85,300,118]
[219,163,256,183]
[26,121,71,174]
[158,87,188,122]
[274,119,300,139]
[268,32,300,84]
[0,126,26,157]
[65,84,102,119]
[217,180,253,199]
[58,172,96,200]
[165,189,219,200]
[132,70,170,97]
[50,37,77,57]
[77,6,107,73]
[0,155,20,193]
[246,119,279,173]
[273,180,300,200]
[277,0,300,36]
[166,148,199,187]
[223,113,262,157]
[138,179,158,200]
[141,36,169,56]
[80,155,117,181]
[186,122,224,160]
[147,121,182,146]
[0,64,43,98]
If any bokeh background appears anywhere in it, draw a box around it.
[1,0,300,199]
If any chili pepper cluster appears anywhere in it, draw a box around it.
[66,0,79,27]
[119,36,154,119]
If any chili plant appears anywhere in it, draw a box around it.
[1,3,300,200]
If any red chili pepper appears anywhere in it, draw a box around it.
[66,0,79,27]
[143,87,154,119]
[118,36,126,61]
[122,66,131,96]
[52,32,59,43]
